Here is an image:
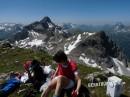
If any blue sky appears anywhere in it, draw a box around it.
[0,0,130,25]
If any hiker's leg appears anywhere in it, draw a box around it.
[54,75,70,97]
[41,75,70,97]
[41,78,57,97]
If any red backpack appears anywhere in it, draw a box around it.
[23,61,32,71]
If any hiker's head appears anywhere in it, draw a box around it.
[10,71,21,79]
[53,50,68,64]
[32,59,40,66]
[31,59,41,71]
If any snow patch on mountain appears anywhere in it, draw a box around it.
[15,38,44,48]
[28,39,43,47]
[83,32,96,36]
[29,30,40,38]
[79,54,130,76]
[78,52,130,76]
[64,34,81,54]
[47,22,54,28]
[107,58,130,76]
[15,30,46,48]
[64,32,96,54]
[79,53,100,68]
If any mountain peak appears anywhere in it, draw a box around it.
[115,22,125,28]
[40,16,52,24]
[113,22,127,32]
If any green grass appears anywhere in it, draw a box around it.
[78,64,101,74]
[120,76,130,96]
[0,47,52,73]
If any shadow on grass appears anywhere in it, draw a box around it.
[120,94,129,97]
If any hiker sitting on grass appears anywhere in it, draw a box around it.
[0,72,21,97]
[41,50,81,97]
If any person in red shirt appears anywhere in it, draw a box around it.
[41,50,81,97]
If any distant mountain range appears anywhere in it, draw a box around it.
[61,22,130,33]
[0,23,23,40]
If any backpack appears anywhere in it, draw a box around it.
[30,60,47,90]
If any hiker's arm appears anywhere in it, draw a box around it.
[75,71,81,94]
[52,67,58,79]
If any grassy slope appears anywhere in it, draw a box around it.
[0,47,130,97]
[0,47,52,73]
